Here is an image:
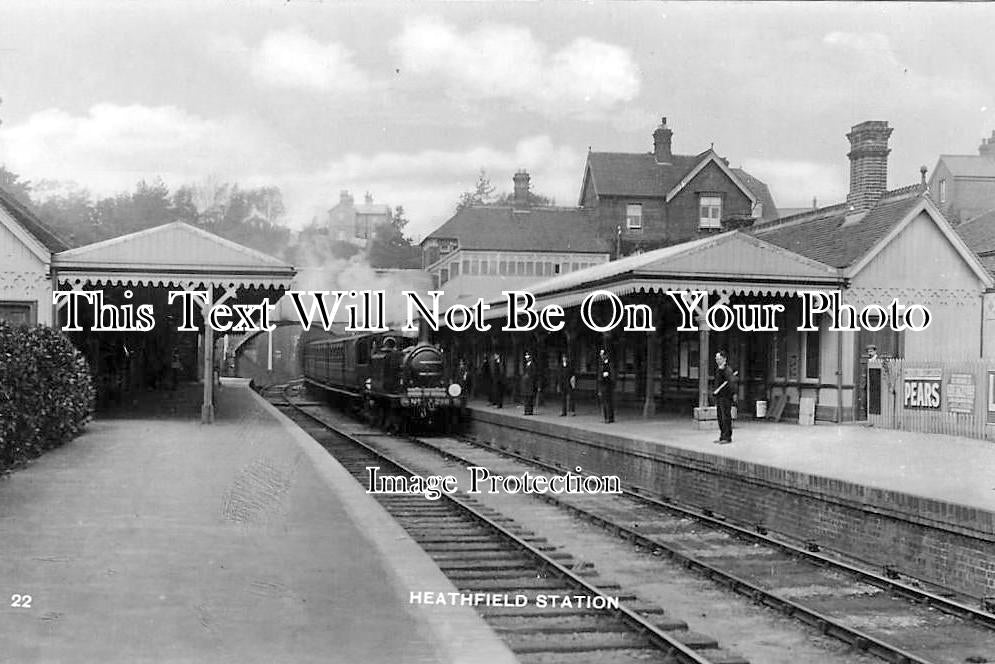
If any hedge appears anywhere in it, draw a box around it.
[0,322,95,467]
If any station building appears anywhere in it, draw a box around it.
[0,188,65,326]
[441,121,994,424]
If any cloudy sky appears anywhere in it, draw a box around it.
[1,1,993,239]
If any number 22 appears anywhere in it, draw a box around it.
[10,594,32,608]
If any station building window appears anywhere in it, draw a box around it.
[451,262,459,277]
[626,203,643,231]
[462,259,470,274]
[439,268,449,286]
[0,302,34,326]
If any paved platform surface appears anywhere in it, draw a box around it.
[468,398,995,512]
[0,381,514,664]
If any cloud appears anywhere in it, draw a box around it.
[823,31,897,63]
[0,103,294,196]
[0,104,585,240]
[392,18,640,116]
[249,29,371,93]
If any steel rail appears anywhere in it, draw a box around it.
[278,388,720,664]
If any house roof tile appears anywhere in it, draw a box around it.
[425,206,608,254]
[937,155,995,178]
[750,188,923,269]
[585,151,778,221]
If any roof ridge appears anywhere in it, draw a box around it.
[752,202,849,231]
[0,185,70,251]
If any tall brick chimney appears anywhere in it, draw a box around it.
[846,120,892,211]
[513,170,530,208]
[653,117,673,164]
[980,130,995,159]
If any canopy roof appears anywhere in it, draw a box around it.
[53,222,295,289]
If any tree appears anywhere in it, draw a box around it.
[0,166,33,207]
[455,169,495,213]
[494,190,555,207]
[368,205,421,269]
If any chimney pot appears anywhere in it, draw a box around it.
[846,120,893,211]
[653,116,674,163]
[513,170,531,208]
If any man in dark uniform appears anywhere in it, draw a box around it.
[597,347,614,423]
[490,353,504,408]
[557,353,576,416]
[713,349,738,444]
[521,351,538,415]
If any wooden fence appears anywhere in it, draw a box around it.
[868,358,994,440]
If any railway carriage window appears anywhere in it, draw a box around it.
[357,340,370,364]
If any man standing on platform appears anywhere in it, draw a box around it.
[558,353,576,416]
[490,353,504,408]
[521,351,538,415]
[713,349,738,444]
[598,347,614,423]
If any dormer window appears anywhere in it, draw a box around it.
[699,195,722,229]
[939,179,947,204]
[625,204,643,231]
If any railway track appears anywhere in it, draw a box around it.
[271,387,747,664]
[407,431,995,664]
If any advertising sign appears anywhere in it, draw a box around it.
[988,372,995,424]
[947,373,974,414]
[903,367,942,410]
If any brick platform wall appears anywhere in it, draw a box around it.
[469,408,995,597]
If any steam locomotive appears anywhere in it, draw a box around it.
[300,329,464,432]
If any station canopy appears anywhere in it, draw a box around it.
[53,221,295,296]
[484,230,844,319]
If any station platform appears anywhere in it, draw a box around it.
[0,381,514,664]
[465,398,995,597]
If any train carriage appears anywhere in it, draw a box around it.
[301,329,464,432]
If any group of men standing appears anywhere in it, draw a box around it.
[469,347,615,422]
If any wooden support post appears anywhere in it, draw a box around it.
[698,292,710,410]
[643,328,657,418]
[202,315,215,424]
[200,284,238,425]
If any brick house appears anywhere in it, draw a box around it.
[421,172,610,306]
[327,190,392,247]
[578,117,778,256]
[928,130,995,226]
